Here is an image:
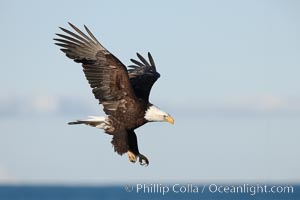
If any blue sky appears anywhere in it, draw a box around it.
[0,0,300,184]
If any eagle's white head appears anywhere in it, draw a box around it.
[144,105,174,124]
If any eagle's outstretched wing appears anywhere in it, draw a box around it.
[54,23,136,116]
[128,53,160,102]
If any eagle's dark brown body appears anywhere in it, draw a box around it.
[105,100,149,134]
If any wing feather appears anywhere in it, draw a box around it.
[54,23,136,116]
[128,52,160,101]
[136,53,150,66]
[147,52,156,70]
[130,59,144,67]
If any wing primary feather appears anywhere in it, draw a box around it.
[68,22,95,44]
[84,25,101,45]
[55,33,85,45]
[136,53,150,66]
[54,43,72,48]
[148,52,156,70]
[53,38,80,47]
[130,59,144,67]
[128,65,139,69]
[59,27,89,44]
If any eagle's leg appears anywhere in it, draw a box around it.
[128,130,149,166]
[127,151,137,163]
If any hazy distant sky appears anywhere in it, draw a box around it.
[0,0,300,184]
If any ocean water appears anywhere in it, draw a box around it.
[0,185,299,200]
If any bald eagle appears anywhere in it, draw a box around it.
[54,23,174,166]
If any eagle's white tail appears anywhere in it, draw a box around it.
[68,116,109,129]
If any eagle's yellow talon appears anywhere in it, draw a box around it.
[138,154,149,166]
[127,151,136,163]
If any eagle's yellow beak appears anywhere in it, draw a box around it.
[164,116,174,124]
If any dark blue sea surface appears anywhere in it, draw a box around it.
[0,184,299,200]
